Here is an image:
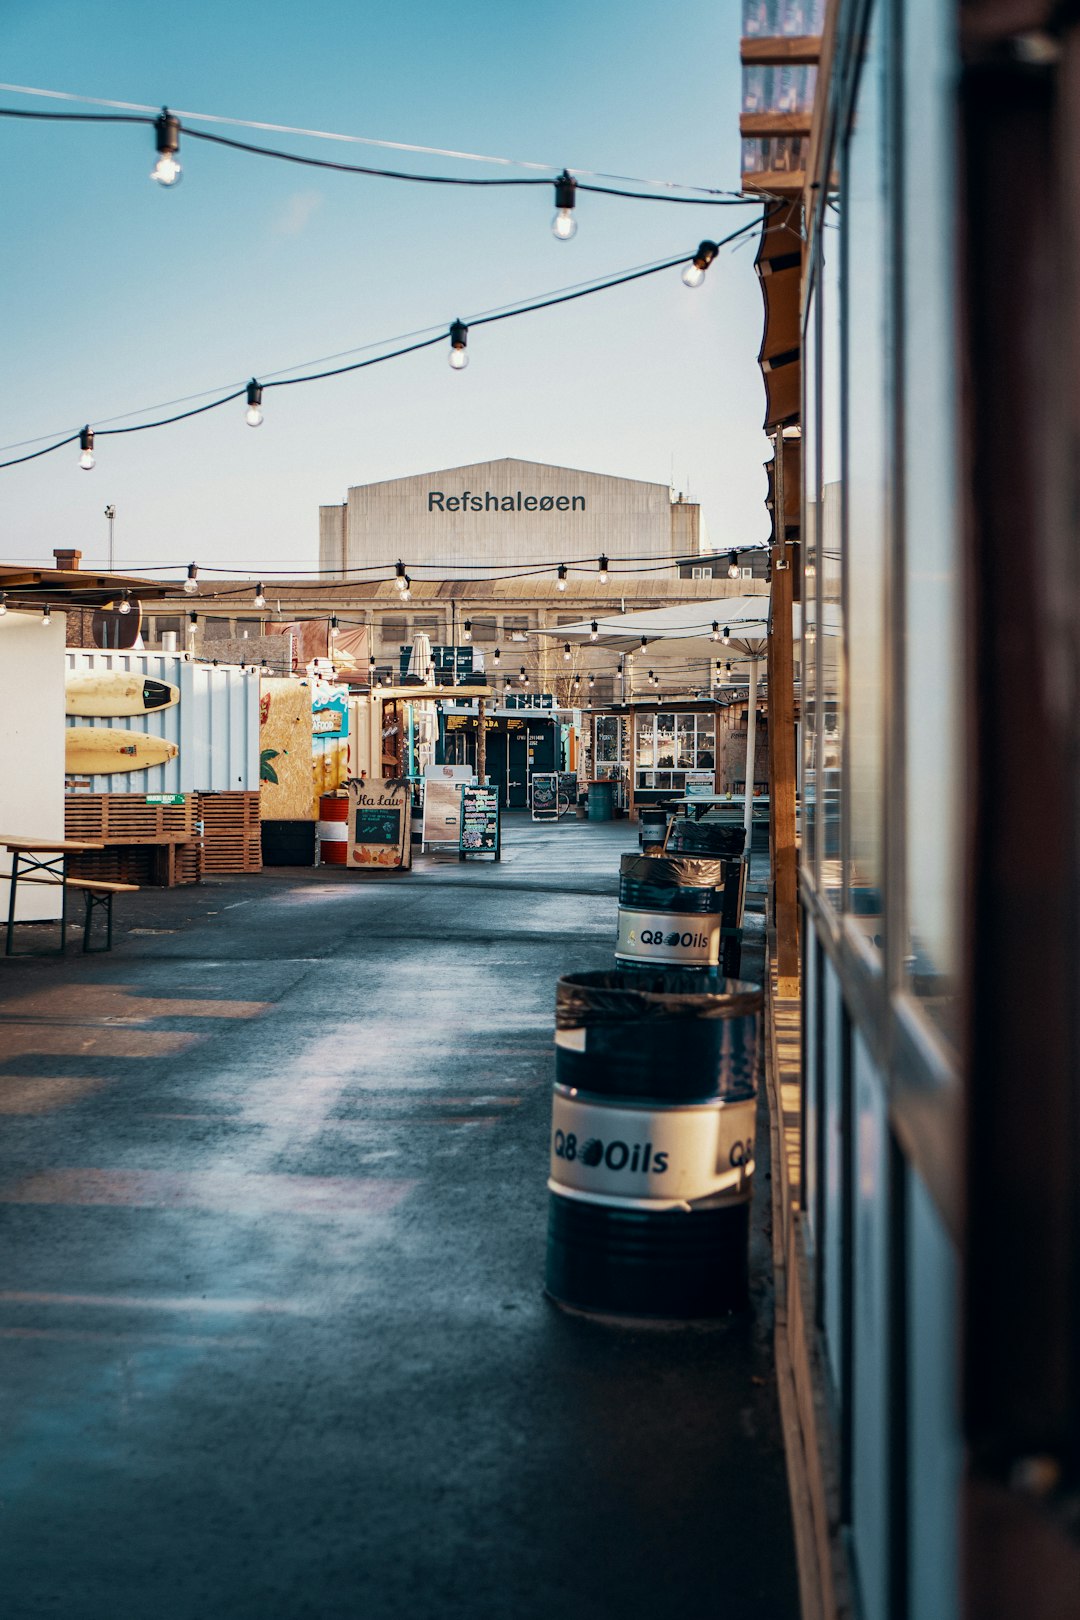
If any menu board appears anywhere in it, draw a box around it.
[531,772,560,820]
[348,778,412,869]
[459,785,500,860]
[423,777,468,848]
[557,772,578,807]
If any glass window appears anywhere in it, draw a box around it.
[844,2,888,949]
[900,0,960,1039]
[820,189,844,908]
[802,276,820,876]
[469,616,497,643]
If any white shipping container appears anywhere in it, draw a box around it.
[65,650,260,793]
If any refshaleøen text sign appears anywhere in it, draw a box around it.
[428,490,586,513]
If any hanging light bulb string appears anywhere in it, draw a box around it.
[0,93,768,202]
[0,216,761,472]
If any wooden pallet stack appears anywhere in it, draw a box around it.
[196,791,262,874]
[64,794,202,886]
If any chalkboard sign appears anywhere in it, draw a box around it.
[531,772,560,821]
[355,805,401,845]
[459,785,500,860]
[557,772,578,806]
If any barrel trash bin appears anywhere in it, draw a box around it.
[317,793,349,865]
[616,852,725,970]
[545,968,762,1317]
[637,807,669,850]
[588,780,615,821]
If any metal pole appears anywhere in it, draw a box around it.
[105,505,115,571]
[743,657,759,857]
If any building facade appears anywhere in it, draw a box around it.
[318,457,707,580]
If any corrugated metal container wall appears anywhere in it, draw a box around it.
[65,651,260,793]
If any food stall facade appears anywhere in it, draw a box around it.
[439,697,570,809]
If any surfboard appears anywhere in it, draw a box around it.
[65,727,179,776]
[66,672,180,717]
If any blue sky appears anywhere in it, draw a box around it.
[0,0,771,576]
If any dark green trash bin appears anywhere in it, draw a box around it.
[588,780,614,821]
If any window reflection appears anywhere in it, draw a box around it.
[820,186,844,910]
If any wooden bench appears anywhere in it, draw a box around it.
[6,870,139,955]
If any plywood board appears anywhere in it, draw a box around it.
[259,679,314,821]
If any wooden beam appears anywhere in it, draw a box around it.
[740,34,821,66]
[768,433,800,996]
[740,112,813,138]
[741,170,807,196]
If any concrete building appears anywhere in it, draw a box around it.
[318,457,708,580]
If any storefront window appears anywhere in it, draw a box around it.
[900,0,960,1039]
[844,2,888,951]
[820,186,844,909]
[635,710,715,792]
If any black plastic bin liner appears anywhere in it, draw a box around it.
[666,820,746,857]
[555,968,761,1103]
[618,852,725,914]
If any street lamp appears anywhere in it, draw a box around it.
[104,505,116,571]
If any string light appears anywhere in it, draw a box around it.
[590,620,599,640]
[41,603,52,627]
[723,626,730,644]
[402,575,412,601]
[183,562,199,595]
[0,593,7,616]
[493,647,501,666]
[79,426,94,470]
[245,380,264,427]
[151,108,181,186]
[552,169,577,240]
[563,642,571,661]
[329,614,339,638]
[588,671,595,686]
[462,618,472,641]
[711,620,720,641]
[395,561,407,591]
[253,582,266,607]
[727,551,740,579]
[598,554,609,583]
[557,564,568,591]
[640,635,648,650]
[448,320,469,370]
[117,590,131,615]
[682,240,718,288]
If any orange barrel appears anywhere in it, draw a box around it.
[317,794,349,864]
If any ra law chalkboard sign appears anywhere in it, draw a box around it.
[348,779,412,870]
[459,785,500,860]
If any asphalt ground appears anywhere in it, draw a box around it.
[0,814,797,1619]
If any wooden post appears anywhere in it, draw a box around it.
[769,433,799,995]
[476,696,487,786]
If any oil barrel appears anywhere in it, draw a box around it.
[615,852,725,970]
[545,968,762,1317]
[317,794,349,864]
[666,820,746,859]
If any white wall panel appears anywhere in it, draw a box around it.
[0,610,66,920]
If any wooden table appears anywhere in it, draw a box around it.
[1,837,105,955]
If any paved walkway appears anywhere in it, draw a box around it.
[0,816,797,1619]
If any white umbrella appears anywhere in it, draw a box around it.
[536,595,775,850]
[405,631,434,685]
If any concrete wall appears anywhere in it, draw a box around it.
[321,459,698,578]
[0,609,67,920]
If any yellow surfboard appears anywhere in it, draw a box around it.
[66,672,180,717]
[65,727,179,776]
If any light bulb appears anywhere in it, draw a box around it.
[552,208,577,240]
[463,620,472,641]
[402,577,412,601]
[117,594,131,615]
[493,648,501,666]
[183,563,199,595]
[727,552,740,579]
[245,403,263,427]
[151,152,182,187]
[551,171,577,240]
[329,615,340,639]
[723,627,730,644]
[254,584,267,608]
[598,554,609,583]
[80,448,95,471]
[557,564,567,591]
[590,621,598,641]
[42,605,52,627]
[0,594,7,616]
[563,642,571,662]
[151,111,182,187]
[682,240,718,289]
[681,262,706,289]
[79,426,95,471]
[449,319,469,370]
[711,621,720,641]
[245,380,263,427]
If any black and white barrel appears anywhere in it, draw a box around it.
[545,969,762,1318]
[615,853,726,971]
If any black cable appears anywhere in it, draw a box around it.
[0,219,762,472]
[0,106,758,204]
